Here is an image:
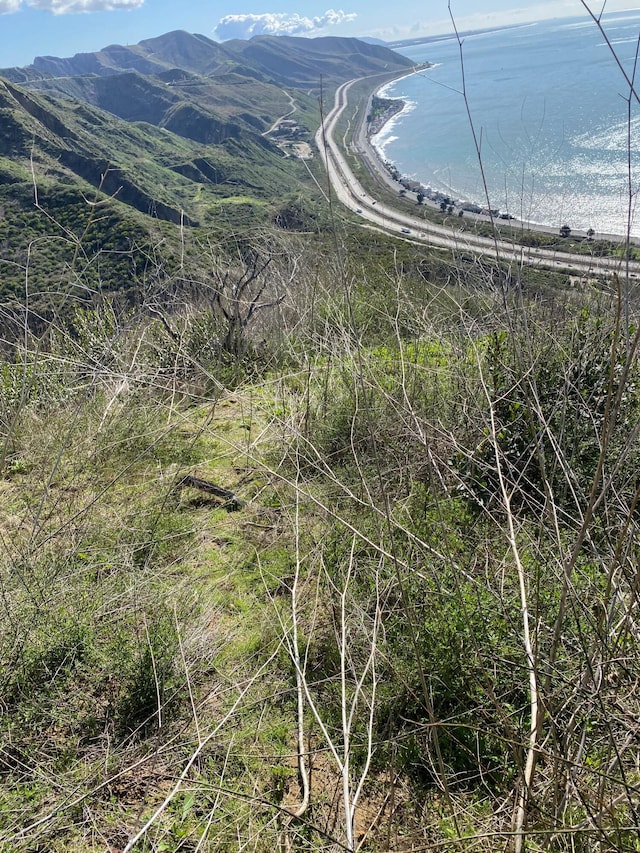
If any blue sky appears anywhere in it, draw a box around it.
[1,0,639,68]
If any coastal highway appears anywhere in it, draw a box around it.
[316,77,640,279]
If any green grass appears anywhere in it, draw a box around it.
[2,254,639,850]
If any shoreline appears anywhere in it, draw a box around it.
[366,95,407,137]
[357,79,637,245]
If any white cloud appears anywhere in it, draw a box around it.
[0,0,141,12]
[214,9,357,40]
[29,0,142,11]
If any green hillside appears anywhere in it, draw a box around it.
[0,32,411,314]
[0,79,313,312]
[1,220,638,852]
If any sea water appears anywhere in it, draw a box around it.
[374,12,640,237]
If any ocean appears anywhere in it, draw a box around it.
[373,12,640,237]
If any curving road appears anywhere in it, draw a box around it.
[316,77,640,279]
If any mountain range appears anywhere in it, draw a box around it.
[2,30,411,87]
[0,31,411,150]
[0,31,411,308]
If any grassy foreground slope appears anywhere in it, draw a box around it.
[1,220,640,851]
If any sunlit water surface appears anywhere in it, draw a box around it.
[374,13,640,236]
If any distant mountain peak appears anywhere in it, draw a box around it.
[2,29,412,88]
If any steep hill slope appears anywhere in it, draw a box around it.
[1,31,231,81]
[225,34,413,88]
[0,32,412,311]
[0,74,311,311]
[17,69,306,139]
[0,78,299,223]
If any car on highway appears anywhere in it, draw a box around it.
[401,227,411,234]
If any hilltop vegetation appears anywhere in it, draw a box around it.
[1,208,640,851]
